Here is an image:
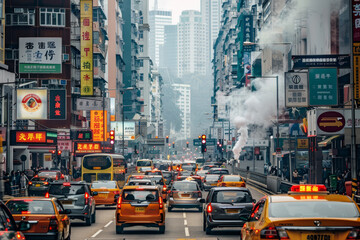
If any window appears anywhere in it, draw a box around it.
[6,9,35,26]
[139,31,143,39]
[140,73,144,81]
[139,59,144,67]
[139,45,144,52]
[40,8,65,27]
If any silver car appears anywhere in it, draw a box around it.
[168,180,204,212]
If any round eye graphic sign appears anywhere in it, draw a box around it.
[17,89,47,119]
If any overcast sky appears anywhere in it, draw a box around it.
[149,0,200,24]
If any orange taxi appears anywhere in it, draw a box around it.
[6,197,71,240]
[115,185,165,234]
[241,184,360,240]
[91,180,120,206]
[217,175,246,187]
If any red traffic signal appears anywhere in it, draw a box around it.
[166,136,169,143]
[201,135,206,144]
[51,150,55,154]
[57,150,62,155]
[110,130,115,144]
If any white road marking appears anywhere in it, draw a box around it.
[184,219,187,225]
[183,212,186,218]
[185,227,190,237]
[104,220,113,228]
[91,230,102,238]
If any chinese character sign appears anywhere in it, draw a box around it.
[14,131,46,143]
[353,0,360,42]
[242,15,254,52]
[19,38,62,73]
[90,110,107,142]
[17,89,47,119]
[309,68,338,106]
[49,90,66,120]
[81,0,93,95]
[285,72,309,107]
[75,142,101,153]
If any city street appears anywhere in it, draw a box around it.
[71,186,265,240]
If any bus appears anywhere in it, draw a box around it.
[81,153,127,186]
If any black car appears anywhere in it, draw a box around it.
[28,177,53,196]
[203,187,255,234]
[47,181,97,226]
[0,200,30,239]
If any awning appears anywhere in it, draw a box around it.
[318,135,341,148]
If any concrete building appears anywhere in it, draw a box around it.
[161,24,178,78]
[172,83,191,140]
[149,9,172,67]
[177,10,206,78]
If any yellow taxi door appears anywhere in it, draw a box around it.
[242,199,266,240]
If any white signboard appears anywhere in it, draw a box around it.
[285,72,308,107]
[19,37,62,73]
[307,108,345,136]
[110,121,135,140]
[17,89,47,119]
[76,98,110,111]
[244,139,269,147]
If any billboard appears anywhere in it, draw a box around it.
[90,110,107,142]
[308,68,338,106]
[49,90,66,120]
[80,0,93,95]
[19,38,62,73]
[285,72,308,107]
[17,89,47,119]
[10,130,58,145]
[110,121,135,141]
[307,109,345,136]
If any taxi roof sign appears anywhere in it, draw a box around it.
[290,184,327,193]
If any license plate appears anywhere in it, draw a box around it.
[61,200,73,205]
[135,207,145,213]
[181,194,190,197]
[98,193,108,198]
[211,183,217,186]
[302,233,333,240]
[35,184,41,187]
[226,209,239,214]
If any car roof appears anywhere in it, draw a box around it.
[269,193,354,203]
[7,197,56,201]
[211,187,249,191]
[129,179,152,182]
[51,181,88,184]
[92,180,117,183]
[122,185,159,190]
[210,168,226,170]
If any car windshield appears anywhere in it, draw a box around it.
[172,181,198,191]
[181,171,192,176]
[7,200,55,215]
[91,181,117,189]
[38,172,57,177]
[182,164,196,171]
[205,175,219,181]
[122,190,159,202]
[212,191,252,203]
[49,184,86,196]
[145,171,161,176]
[223,176,243,182]
[211,170,229,175]
[150,176,164,185]
[203,165,214,170]
[197,171,207,177]
[162,172,172,178]
[268,201,360,218]
[31,177,49,182]
[137,161,152,167]
[128,180,153,186]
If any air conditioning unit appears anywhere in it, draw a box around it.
[62,54,70,62]
[71,87,80,94]
[49,79,59,85]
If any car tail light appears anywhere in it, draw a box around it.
[221,183,227,186]
[84,192,90,205]
[136,166,138,171]
[260,226,290,239]
[61,174,65,179]
[206,203,212,213]
[204,179,207,183]
[162,186,167,192]
[48,216,58,232]
[159,196,163,209]
[45,192,49,198]
[117,196,122,209]
[44,181,49,186]
[347,228,360,239]
[15,232,25,240]
[113,191,120,195]
[28,181,32,185]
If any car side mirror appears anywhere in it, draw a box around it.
[18,221,31,231]
[60,209,72,214]
[92,191,98,196]
[200,199,205,203]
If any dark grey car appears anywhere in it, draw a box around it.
[47,181,97,226]
[203,187,255,234]
[203,174,220,191]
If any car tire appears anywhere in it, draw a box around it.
[91,210,96,223]
[203,214,206,231]
[159,225,165,234]
[65,228,71,240]
[167,206,172,212]
[198,206,203,212]
[58,232,64,240]
[116,225,123,234]
[85,216,92,226]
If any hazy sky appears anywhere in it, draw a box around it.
[149,0,200,24]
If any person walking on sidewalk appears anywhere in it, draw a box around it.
[20,172,29,196]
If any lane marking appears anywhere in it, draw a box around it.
[185,227,190,237]
[184,219,187,225]
[91,230,102,238]
[183,213,186,218]
[248,185,268,196]
[104,220,113,228]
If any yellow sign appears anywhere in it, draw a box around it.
[44,154,52,162]
[80,0,93,95]
[354,55,360,100]
[297,139,309,149]
[90,110,107,142]
[354,43,360,54]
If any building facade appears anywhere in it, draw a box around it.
[172,83,190,140]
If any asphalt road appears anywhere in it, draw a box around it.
[71,186,266,240]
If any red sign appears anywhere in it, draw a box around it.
[58,140,72,151]
[254,147,260,155]
[75,142,101,153]
[317,111,345,133]
[353,0,360,42]
[16,131,46,143]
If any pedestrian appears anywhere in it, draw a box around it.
[10,170,15,186]
[322,168,329,185]
[336,175,346,195]
[293,169,299,183]
[20,172,29,196]
[302,171,308,184]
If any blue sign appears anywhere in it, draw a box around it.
[309,68,338,106]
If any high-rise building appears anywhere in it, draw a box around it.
[160,25,178,77]
[149,9,172,67]
[172,83,191,140]
[177,10,206,78]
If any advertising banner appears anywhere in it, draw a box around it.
[80,0,93,95]
[110,121,135,141]
[19,38,62,73]
[90,110,107,142]
[242,15,254,52]
[10,130,58,145]
[74,142,101,154]
[49,90,66,120]
[17,89,47,119]
[308,68,338,106]
[285,72,308,107]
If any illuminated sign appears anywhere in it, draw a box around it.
[71,130,93,141]
[49,90,66,120]
[10,130,57,145]
[80,0,93,95]
[74,142,101,153]
[90,110,107,142]
[17,89,47,120]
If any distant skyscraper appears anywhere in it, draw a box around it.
[149,9,172,67]
[172,83,191,140]
[160,25,178,77]
[177,10,206,78]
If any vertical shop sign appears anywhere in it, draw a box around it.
[49,90,66,120]
[80,0,93,95]
[90,110,107,142]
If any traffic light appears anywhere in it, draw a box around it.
[110,130,115,144]
[57,150,62,156]
[201,135,206,153]
[51,150,55,154]
[186,141,189,148]
[166,136,169,143]
[172,142,175,148]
